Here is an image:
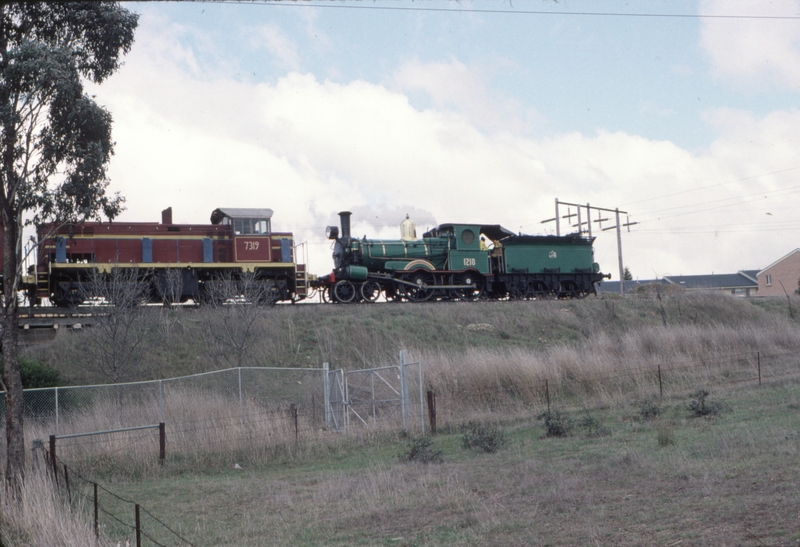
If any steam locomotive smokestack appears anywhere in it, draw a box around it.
[339,211,352,238]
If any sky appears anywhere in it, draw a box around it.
[84,0,800,281]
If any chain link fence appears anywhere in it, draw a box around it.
[2,354,426,467]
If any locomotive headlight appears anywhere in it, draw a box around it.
[326,226,339,240]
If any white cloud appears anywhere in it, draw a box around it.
[248,24,301,71]
[700,0,800,87]
[392,58,541,136]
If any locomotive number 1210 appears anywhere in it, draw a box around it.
[463,257,476,267]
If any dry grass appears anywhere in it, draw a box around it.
[73,380,800,546]
[8,292,800,545]
[0,470,106,547]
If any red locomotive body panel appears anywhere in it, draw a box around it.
[21,207,308,307]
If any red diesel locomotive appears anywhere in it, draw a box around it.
[12,207,308,307]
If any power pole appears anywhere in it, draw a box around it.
[542,199,637,296]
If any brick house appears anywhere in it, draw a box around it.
[757,249,800,296]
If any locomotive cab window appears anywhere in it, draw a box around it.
[234,218,271,235]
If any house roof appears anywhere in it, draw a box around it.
[663,273,758,290]
[597,279,666,295]
[757,248,800,276]
[739,270,759,282]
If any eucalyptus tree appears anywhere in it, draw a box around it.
[0,2,137,485]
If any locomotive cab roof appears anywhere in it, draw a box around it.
[211,208,274,235]
[210,208,274,224]
[423,224,515,241]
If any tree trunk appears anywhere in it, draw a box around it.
[2,211,24,490]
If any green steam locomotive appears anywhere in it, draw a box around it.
[314,211,609,303]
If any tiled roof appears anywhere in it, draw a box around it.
[663,273,758,289]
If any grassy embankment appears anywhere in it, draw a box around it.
[7,292,800,545]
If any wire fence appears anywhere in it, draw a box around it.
[35,444,195,547]
[425,348,800,432]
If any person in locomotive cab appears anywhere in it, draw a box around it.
[480,235,494,251]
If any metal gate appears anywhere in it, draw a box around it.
[341,351,424,434]
[324,364,345,432]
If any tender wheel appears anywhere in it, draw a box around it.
[401,270,434,302]
[451,272,484,301]
[333,280,356,303]
[360,281,381,303]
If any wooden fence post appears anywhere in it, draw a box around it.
[293,405,299,442]
[135,503,141,547]
[757,352,761,386]
[94,483,99,538]
[49,434,57,486]
[159,422,166,465]
[426,391,437,434]
[545,380,550,411]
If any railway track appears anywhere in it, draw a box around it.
[17,307,106,330]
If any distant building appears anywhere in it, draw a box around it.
[598,271,759,296]
[663,271,759,297]
[757,248,800,297]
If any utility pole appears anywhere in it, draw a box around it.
[542,199,637,296]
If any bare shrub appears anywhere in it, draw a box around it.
[402,436,443,464]
[578,413,611,437]
[638,396,662,421]
[200,272,273,368]
[78,268,151,382]
[459,421,507,452]
[537,409,573,438]
[688,389,723,417]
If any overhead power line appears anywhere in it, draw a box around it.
[224,1,800,20]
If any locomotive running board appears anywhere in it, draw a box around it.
[365,272,477,290]
[391,279,477,290]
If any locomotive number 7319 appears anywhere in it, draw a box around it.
[244,241,260,251]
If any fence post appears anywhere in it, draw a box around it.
[94,483,98,538]
[399,351,408,431]
[238,367,243,425]
[427,391,437,434]
[55,387,59,436]
[323,362,331,430]
[418,358,425,435]
[158,379,164,424]
[545,380,550,411]
[159,422,166,465]
[293,405,299,442]
[135,503,141,547]
[49,434,57,485]
[658,365,663,397]
[757,352,761,386]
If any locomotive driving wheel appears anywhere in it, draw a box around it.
[401,269,434,302]
[360,280,381,303]
[450,272,484,301]
[333,280,356,303]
